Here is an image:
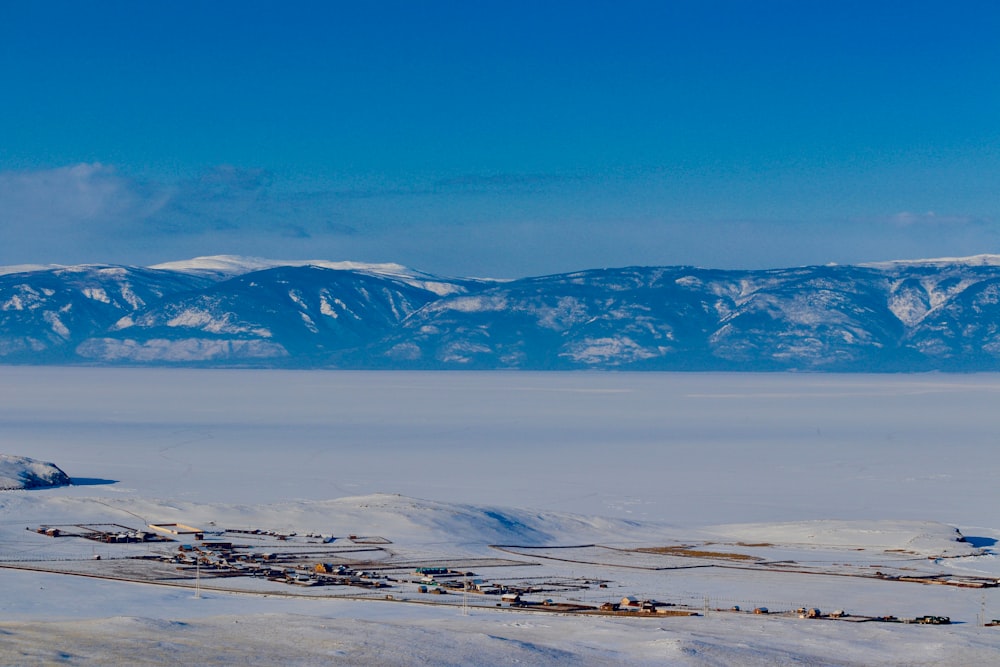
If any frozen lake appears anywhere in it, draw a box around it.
[3,367,1000,665]
[2,367,997,529]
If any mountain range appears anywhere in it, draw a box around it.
[4,254,1000,371]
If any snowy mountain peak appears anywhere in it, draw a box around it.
[148,255,468,296]
[859,254,1000,269]
[149,255,412,277]
[0,263,66,277]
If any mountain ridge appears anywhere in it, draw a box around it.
[5,255,1000,371]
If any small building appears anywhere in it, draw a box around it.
[501,593,521,605]
[620,596,641,611]
[470,581,500,594]
[148,523,204,538]
[414,567,450,576]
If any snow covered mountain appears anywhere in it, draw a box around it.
[79,265,444,364]
[0,265,216,363]
[5,255,1000,370]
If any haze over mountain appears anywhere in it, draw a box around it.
[4,254,1000,371]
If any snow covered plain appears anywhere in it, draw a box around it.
[1,368,999,665]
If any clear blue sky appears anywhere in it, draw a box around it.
[1,1,998,276]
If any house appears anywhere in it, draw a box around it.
[470,581,500,594]
[414,567,449,576]
[620,596,641,611]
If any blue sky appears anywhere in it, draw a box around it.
[1,1,998,276]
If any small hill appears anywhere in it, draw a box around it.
[0,454,71,490]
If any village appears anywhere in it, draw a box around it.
[10,516,997,629]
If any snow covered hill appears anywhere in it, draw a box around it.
[6,255,1000,370]
[0,454,71,490]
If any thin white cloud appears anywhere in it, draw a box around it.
[2,163,998,275]
[0,164,391,265]
[887,210,980,227]
[0,163,164,228]
[0,164,170,264]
